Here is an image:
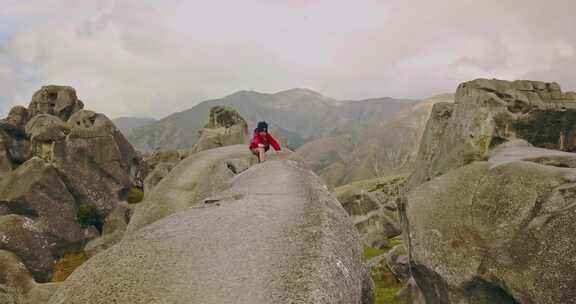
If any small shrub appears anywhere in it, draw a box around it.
[126,187,144,204]
[77,203,104,231]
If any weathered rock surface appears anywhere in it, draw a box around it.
[52,110,138,213]
[489,139,576,167]
[25,115,69,143]
[0,107,31,172]
[410,79,576,187]
[83,203,131,257]
[0,85,142,303]
[48,155,370,303]
[0,215,53,282]
[0,249,34,294]
[140,149,190,194]
[402,79,576,304]
[127,144,253,232]
[28,86,84,121]
[334,175,405,248]
[25,114,69,161]
[0,106,29,137]
[0,158,84,247]
[143,162,175,193]
[406,158,576,303]
[190,106,248,153]
[385,245,410,283]
[0,285,25,304]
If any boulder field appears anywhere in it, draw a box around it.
[48,149,372,304]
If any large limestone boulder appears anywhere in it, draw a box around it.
[405,144,576,303]
[0,106,29,137]
[50,110,138,213]
[0,250,34,294]
[127,144,253,232]
[28,86,84,121]
[0,158,85,247]
[0,85,145,302]
[190,106,248,153]
[48,158,370,303]
[334,175,405,248]
[409,79,576,187]
[0,215,53,282]
[0,132,15,178]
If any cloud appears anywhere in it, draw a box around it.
[1,0,575,118]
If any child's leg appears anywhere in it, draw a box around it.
[258,147,266,162]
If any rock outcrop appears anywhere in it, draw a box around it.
[28,86,84,121]
[48,148,371,303]
[190,106,249,153]
[409,79,576,187]
[54,110,138,213]
[403,79,576,303]
[334,175,406,248]
[406,155,576,303]
[0,85,142,302]
[0,158,85,261]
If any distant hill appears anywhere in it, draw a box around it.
[112,117,157,136]
[126,88,414,152]
[294,94,454,187]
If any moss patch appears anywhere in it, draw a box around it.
[126,187,144,204]
[51,252,88,282]
[364,245,406,304]
[364,246,387,260]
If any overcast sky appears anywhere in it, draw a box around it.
[1,0,575,119]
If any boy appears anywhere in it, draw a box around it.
[249,121,281,163]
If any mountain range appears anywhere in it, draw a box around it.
[293,93,454,186]
[116,88,415,152]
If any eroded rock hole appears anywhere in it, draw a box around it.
[47,92,58,102]
[226,162,238,174]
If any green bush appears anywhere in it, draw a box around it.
[126,187,144,204]
[77,203,104,231]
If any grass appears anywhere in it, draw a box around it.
[51,252,88,282]
[364,245,387,260]
[364,243,407,304]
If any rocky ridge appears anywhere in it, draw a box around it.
[0,85,143,302]
[402,79,576,303]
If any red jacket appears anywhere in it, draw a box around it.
[249,130,281,151]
